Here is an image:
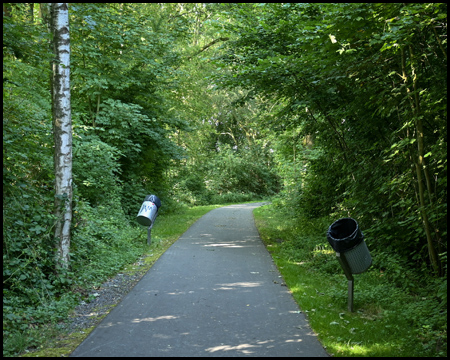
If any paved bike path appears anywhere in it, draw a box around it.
[71,203,328,357]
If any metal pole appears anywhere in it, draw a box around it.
[336,252,354,312]
[147,224,153,246]
[348,278,354,312]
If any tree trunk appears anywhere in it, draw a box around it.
[400,46,440,275]
[29,3,34,23]
[50,3,72,270]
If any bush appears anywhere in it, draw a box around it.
[206,145,279,196]
[3,191,146,356]
[72,134,123,207]
[71,198,144,284]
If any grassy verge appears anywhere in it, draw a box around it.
[18,204,222,357]
[253,205,446,357]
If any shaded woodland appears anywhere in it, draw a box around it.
[3,3,446,356]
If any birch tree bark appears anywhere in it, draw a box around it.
[50,3,72,270]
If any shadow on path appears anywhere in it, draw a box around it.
[71,203,329,357]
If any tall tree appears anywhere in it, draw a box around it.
[50,3,72,269]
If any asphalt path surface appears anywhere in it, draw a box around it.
[71,203,328,357]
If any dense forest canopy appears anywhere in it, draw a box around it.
[212,3,447,274]
[3,3,447,356]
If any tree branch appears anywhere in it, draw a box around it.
[186,37,229,61]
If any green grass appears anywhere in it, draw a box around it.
[13,201,445,357]
[121,204,224,275]
[152,204,223,244]
[253,205,447,357]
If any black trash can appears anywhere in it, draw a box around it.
[327,218,372,274]
[145,195,161,210]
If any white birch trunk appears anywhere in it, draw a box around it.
[50,3,72,269]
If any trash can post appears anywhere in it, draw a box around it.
[136,195,161,246]
[327,218,372,312]
[147,224,153,246]
[348,278,354,313]
[337,252,354,312]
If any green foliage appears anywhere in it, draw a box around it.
[172,143,279,206]
[4,8,61,349]
[212,2,447,276]
[71,199,144,283]
[3,2,447,356]
[254,205,447,357]
[69,4,189,214]
[72,133,123,206]
[3,3,192,356]
[206,144,279,196]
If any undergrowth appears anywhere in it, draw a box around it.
[3,202,221,357]
[253,204,447,357]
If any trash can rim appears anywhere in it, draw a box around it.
[327,217,364,253]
